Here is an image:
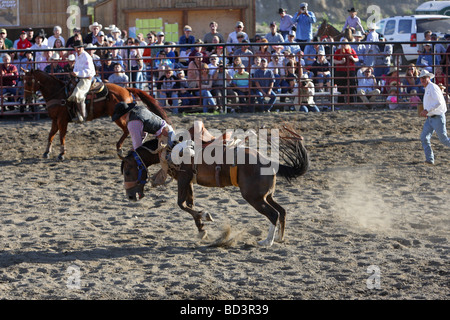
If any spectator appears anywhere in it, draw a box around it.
[25,27,34,44]
[265,21,284,47]
[434,67,446,87]
[311,50,331,91]
[100,52,115,81]
[351,31,366,66]
[204,21,225,44]
[386,87,398,110]
[284,30,301,54]
[85,22,103,45]
[303,38,324,67]
[86,44,101,71]
[278,8,295,40]
[291,3,317,50]
[157,67,180,114]
[416,41,433,72]
[48,26,65,48]
[253,58,277,112]
[0,38,6,50]
[108,63,129,87]
[179,25,195,57]
[431,33,446,66]
[401,64,422,94]
[408,89,421,110]
[176,69,194,107]
[268,54,284,92]
[31,31,48,69]
[233,40,253,70]
[280,60,298,104]
[342,8,364,33]
[187,52,203,86]
[111,27,125,47]
[250,56,261,77]
[356,67,380,108]
[226,21,249,54]
[374,35,393,79]
[296,73,319,112]
[66,27,82,48]
[255,38,272,61]
[211,62,236,109]
[365,25,379,43]
[334,39,359,103]
[198,64,216,113]
[53,38,67,60]
[143,32,158,78]
[44,53,64,80]
[14,30,32,59]
[0,28,14,49]
[209,44,226,65]
[1,54,19,101]
[188,39,207,64]
[418,30,432,54]
[37,50,53,72]
[231,63,251,111]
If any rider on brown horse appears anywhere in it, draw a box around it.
[67,40,96,123]
[112,102,175,186]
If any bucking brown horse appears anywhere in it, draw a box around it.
[22,69,169,160]
[120,124,309,247]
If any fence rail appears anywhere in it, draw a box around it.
[1,40,449,118]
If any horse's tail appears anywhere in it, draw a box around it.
[276,138,309,183]
[126,88,171,124]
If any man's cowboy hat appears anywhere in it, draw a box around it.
[50,53,61,60]
[348,7,357,12]
[353,31,363,38]
[111,27,122,35]
[73,40,86,48]
[301,73,312,82]
[112,102,136,121]
[419,69,435,79]
[89,22,103,32]
[104,24,116,31]
[386,66,398,75]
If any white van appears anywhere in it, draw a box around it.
[376,15,450,64]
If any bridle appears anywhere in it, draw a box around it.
[123,145,159,191]
[23,70,71,103]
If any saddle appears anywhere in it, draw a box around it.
[67,79,109,121]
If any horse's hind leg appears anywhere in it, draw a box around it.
[44,120,59,158]
[266,193,286,243]
[57,118,68,161]
[243,193,280,247]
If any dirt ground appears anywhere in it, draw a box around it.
[0,109,448,300]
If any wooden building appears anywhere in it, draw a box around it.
[94,0,256,43]
[2,0,72,40]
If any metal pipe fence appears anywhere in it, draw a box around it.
[1,40,448,118]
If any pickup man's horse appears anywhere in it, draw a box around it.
[22,69,169,160]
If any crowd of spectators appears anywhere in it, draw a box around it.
[1,4,450,114]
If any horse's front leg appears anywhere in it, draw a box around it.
[43,120,59,159]
[177,178,212,240]
[115,120,129,159]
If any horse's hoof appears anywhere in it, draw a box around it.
[58,154,65,161]
[43,152,49,159]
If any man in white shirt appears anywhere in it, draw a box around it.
[419,70,450,165]
[67,40,96,123]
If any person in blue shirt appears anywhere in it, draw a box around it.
[303,38,324,67]
[291,2,317,51]
[179,25,195,56]
[416,42,433,72]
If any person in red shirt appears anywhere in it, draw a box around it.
[14,30,32,59]
[1,53,19,103]
[333,38,359,103]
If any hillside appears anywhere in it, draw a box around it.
[256,0,423,30]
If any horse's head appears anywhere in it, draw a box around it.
[22,68,41,101]
[120,139,160,201]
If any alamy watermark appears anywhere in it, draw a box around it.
[366,265,381,290]
[169,121,280,176]
[66,264,81,290]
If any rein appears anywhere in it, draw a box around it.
[24,71,71,104]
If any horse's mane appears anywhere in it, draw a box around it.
[33,69,66,86]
